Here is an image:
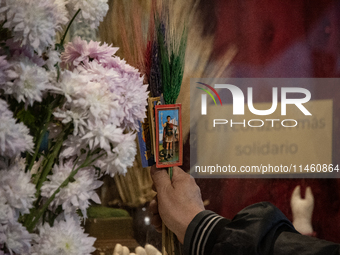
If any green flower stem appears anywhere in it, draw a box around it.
[26,107,53,172]
[32,155,49,185]
[27,165,81,232]
[60,8,81,47]
[23,130,66,228]
[26,151,106,232]
[35,133,65,197]
[168,167,173,180]
[26,95,63,173]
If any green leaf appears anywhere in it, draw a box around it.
[16,109,38,132]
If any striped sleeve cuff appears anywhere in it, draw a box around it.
[184,210,230,255]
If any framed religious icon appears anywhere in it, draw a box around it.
[155,104,183,168]
[148,97,161,158]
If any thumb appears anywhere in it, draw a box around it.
[150,165,171,193]
[291,185,301,208]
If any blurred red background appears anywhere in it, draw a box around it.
[189,0,340,243]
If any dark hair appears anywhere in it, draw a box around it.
[167,116,171,119]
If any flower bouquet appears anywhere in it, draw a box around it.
[0,0,148,254]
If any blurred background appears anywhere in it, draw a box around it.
[79,0,340,253]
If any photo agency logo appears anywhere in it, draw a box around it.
[196,82,312,128]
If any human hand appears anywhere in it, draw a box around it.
[149,165,205,243]
[290,185,314,235]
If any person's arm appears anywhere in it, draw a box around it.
[150,166,205,243]
[185,202,340,255]
[150,166,340,255]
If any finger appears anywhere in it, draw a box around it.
[149,198,159,215]
[171,166,188,179]
[150,165,171,193]
[122,246,130,255]
[291,185,301,200]
[171,166,197,190]
[114,244,123,255]
[151,214,162,232]
[135,246,147,255]
[305,186,314,203]
[145,244,162,255]
[171,166,191,184]
[151,183,156,192]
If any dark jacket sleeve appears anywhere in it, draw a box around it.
[183,202,340,255]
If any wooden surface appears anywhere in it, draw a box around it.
[84,217,140,254]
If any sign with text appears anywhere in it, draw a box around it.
[190,78,340,178]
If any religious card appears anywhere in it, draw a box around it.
[155,104,183,168]
[148,97,161,157]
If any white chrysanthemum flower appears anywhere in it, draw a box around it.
[55,70,123,130]
[82,122,124,152]
[0,164,36,216]
[54,211,84,224]
[54,108,88,136]
[0,99,12,119]
[0,0,68,55]
[4,57,52,106]
[45,49,61,70]
[67,0,109,29]
[98,133,137,176]
[0,190,15,224]
[60,135,86,158]
[0,100,34,158]
[116,76,148,130]
[74,81,118,124]
[41,161,102,218]
[32,216,96,255]
[0,56,10,85]
[0,223,5,244]
[55,70,88,102]
[1,220,34,255]
[53,0,70,20]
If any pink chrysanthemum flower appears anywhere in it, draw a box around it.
[86,40,119,62]
[61,37,118,70]
[76,59,148,131]
[102,56,141,77]
[60,37,88,70]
